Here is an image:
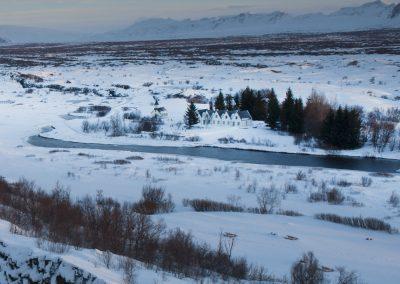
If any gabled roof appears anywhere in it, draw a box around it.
[198,109,211,116]
[197,109,253,120]
[238,110,252,120]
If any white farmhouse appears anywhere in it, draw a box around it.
[197,109,253,128]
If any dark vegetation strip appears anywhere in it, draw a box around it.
[0,177,275,281]
[315,213,397,234]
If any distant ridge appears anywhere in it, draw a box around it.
[95,1,400,42]
[1,1,400,44]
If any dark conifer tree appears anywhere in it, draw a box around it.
[289,98,304,134]
[185,102,199,128]
[266,89,280,129]
[209,100,214,111]
[253,91,267,121]
[320,106,362,149]
[240,87,255,113]
[280,88,295,131]
[320,108,335,146]
[214,92,226,110]
[225,94,234,111]
[234,94,240,110]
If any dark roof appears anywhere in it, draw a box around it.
[197,109,252,120]
[238,110,252,120]
[154,107,166,112]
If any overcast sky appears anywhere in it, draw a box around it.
[0,0,396,33]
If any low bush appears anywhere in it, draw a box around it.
[309,188,345,204]
[277,210,303,217]
[183,199,244,212]
[327,188,345,204]
[361,176,372,187]
[135,117,161,133]
[388,191,400,207]
[123,111,141,121]
[315,213,396,233]
[133,186,175,215]
[291,252,324,284]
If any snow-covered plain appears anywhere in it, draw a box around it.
[1,36,400,282]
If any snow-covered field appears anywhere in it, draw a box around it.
[1,36,400,283]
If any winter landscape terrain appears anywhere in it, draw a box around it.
[1,2,400,284]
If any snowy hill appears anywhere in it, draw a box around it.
[0,25,79,44]
[97,0,400,41]
[1,1,400,44]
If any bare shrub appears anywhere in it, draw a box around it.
[309,188,344,204]
[99,250,113,269]
[315,214,396,233]
[110,114,126,137]
[183,199,244,212]
[304,91,331,137]
[327,188,345,204]
[256,185,281,214]
[135,116,160,133]
[134,186,175,215]
[296,170,306,181]
[361,176,372,187]
[336,179,352,187]
[82,120,90,133]
[123,111,141,121]
[284,183,298,194]
[277,210,303,217]
[217,232,237,260]
[365,109,397,152]
[336,267,359,284]
[120,257,136,284]
[36,239,70,254]
[388,191,400,207]
[291,252,324,284]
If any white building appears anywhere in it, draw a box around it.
[197,109,253,128]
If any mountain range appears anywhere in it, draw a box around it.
[1,1,400,44]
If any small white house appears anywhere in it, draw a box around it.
[197,109,253,128]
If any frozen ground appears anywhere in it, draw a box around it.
[0,35,400,282]
[1,52,400,158]
[0,220,188,283]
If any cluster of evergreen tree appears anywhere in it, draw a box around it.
[277,88,304,134]
[265,88,362,149]
[320,106,362,149]
[212,88,267,121]
[198,87,363,150]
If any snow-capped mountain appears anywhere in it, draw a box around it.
[1,1,400,44]
[97,0,400,42]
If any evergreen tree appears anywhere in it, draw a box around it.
[320,106,362,149]
[240,87,255,113]
[289,98,304,134]
[185,102,199,128]
[253,91,267,121]
[280,88,295,131]
[320,108,335,146]
[348,108,362,149]
[234,94,240,110]
[209,100,214,111]
[266,89,280,129]
[225,94,234,111]
[214,92,226,110]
